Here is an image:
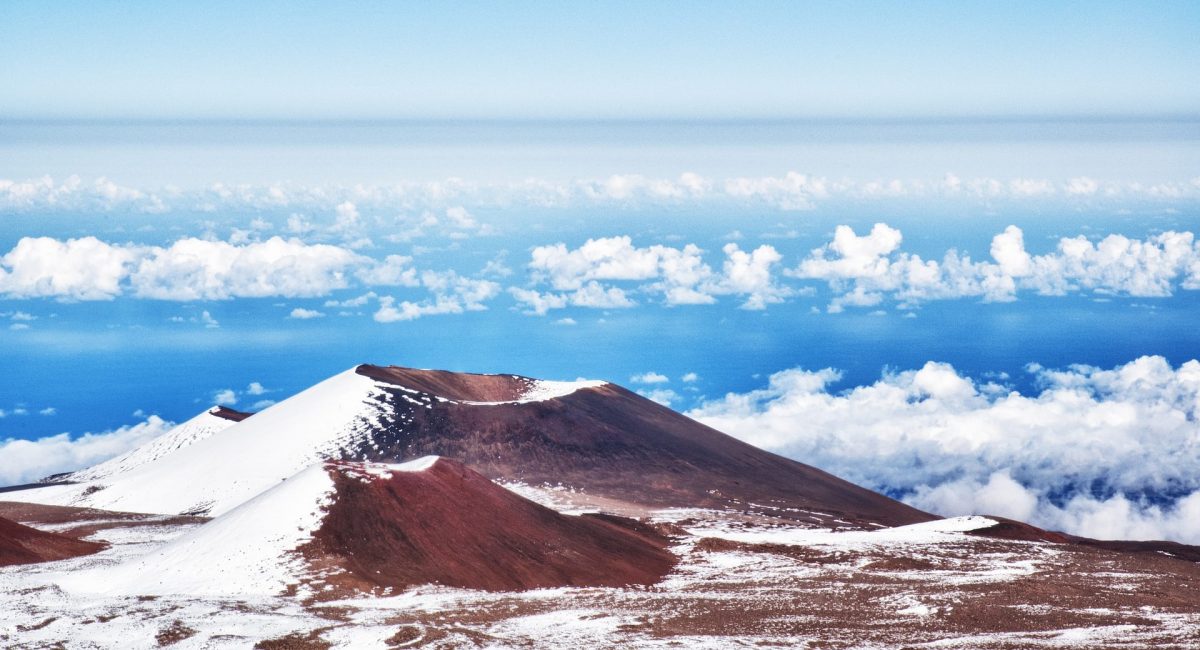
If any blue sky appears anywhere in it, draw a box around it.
[2,3,1200,543]
[2,1,1198,119]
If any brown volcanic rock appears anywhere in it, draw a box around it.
[209,406,253,422]
[972,515,1200,561]
[969,516,1074,544]
[303,457,676,592]
[356,365,533,402]
[352,364,934,527]
[0,515,107,566]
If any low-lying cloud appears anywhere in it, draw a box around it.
[791,223,1200,311]
[0,416,175,486]
[0,236,362,301]
[3,225,1199,319]
[4,173,1199,213]
[514,236,791,312]
[689,355,1200,543]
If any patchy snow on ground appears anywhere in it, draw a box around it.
[2,482,1199,648]
[494,480,605,516]
[454,376,608,406]
[337,456,440,483]
[515,378,608,403]
[682,514,999,548]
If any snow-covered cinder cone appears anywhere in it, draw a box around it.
[60,456,675,597]
[3,363,937,528]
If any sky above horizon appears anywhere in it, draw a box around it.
[2,3,1200,545]
[2,1,1199,119]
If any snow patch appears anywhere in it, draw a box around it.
[517,379,607,403]
[684,515,998,548]
[457,378,608,405]
[392,455,440,472]
[333,456,440,482]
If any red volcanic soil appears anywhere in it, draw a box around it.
[354,364,934,527]
[0,515,107,566]
[971,516,1200,561]
[969,517,1074,544]
[357,365,534,402]
[209,406,253,422]
[302,457,676,593]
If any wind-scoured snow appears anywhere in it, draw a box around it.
[335,456,439,482]
[57,463,335,597]
[7,368,388,517]
[392,455,439,471]
[456,378,608,405]
[69,408,238,481]
[515,379,608,403]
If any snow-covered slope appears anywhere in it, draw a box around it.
[57,461,339,596]
[10,368,388,517]
[69,408,240,481]
[4,365,613,519]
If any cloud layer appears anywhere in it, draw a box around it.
[513,236,792,312]
[689,355,1200,543]
[3,225,1199,319]
[0,416,175,485]
[792,223,1200,311]
[3,173,1199,214]
[0,236,361,301]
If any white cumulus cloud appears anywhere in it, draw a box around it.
[517,236,790,313]
[0,235,366,301]
[131,236,362,300]
[0,416,175,486]
[689,355,1200,543]
[0,236,138,300]
[373,271,501,323]
[790,223,1200,311]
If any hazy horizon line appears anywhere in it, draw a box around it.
[4,113,1199,127]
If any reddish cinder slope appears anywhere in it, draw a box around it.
[304,457,676,592]
[0,516,107,566]
[357,365,534,402]
[353,364,934,527]
[209,406,254,422]
[970,516,1200,561]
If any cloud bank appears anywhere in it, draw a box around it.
[0,236,362,301]
[689,355,1200,543]
[3,226,1198,318]
[791,223,1200,311]
[513,236,792,312]
[0,416,175,485]
[4,173,1199,214]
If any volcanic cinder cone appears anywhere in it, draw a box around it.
[303,456,677,593]
[67,456,675,597]
[0,516,106,567]
[4,364,932,528]
[355,364,934,527]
